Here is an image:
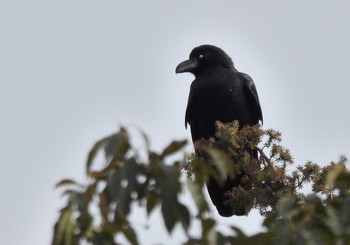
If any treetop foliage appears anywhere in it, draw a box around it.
[52,122,349,245]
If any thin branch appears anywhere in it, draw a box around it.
[257,147,275,171]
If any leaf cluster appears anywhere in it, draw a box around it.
[52,128,189,245]
[52,123,350,245]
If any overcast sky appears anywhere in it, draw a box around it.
[1,1,350,244]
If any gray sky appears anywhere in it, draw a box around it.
[1,1,350,244]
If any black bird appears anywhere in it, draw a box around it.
[176,45,263,217]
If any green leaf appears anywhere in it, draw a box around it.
[231,226,247,239]
[324,207,343,236]
[246,232,275,245]
[146,192,159,216]
[77,211,93,236]
[64,214,75,245]
[334,172,350,192]
[216,232,231,245]
[262,212,278,228]
[93,231,115,245]
[339,198,350,228]
[122,226,139,245]
[207,229,217,245]
[161,139,187,157]
[104,128,130,159]
[68,192,85,210]
[107,158,142,219]
[202,218,215,236]
[53,207,74,245]
[115,187,132,217]
[277,196,298,219]
[207,148,232,181]
[84,183,97,203]
[304,194,325,214]
[107,168,122,200]
[139,129,151,152]
[326,163,346,186]
[202,218,216,244]
[182,238,203,245]
[87,128,130,175]
[161,201,177,233]
[156,165,181,233]
[187,177,208,215]
[100,221,119,237]
[86,136,109,174]
[177,202,191,230]
[99,192,109,221]
[122,158,140,192]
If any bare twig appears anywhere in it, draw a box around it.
[257,147,275,171]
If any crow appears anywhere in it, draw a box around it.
[176,45,263,217]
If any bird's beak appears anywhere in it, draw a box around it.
[175,59,199,74]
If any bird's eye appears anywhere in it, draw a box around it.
[198,54,204,59]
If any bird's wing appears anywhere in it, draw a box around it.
[185,86,194,129]
[241,73,263,124]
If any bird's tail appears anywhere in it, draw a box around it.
[207,174,249,216]
[206,148,257,217]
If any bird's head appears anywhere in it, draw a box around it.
[175,45,234,76]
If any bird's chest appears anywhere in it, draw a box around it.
[192,80,239,112]
[191,85,236,124]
